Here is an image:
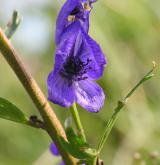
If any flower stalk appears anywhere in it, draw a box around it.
[97,62,156,154]
[70,102,87,142]
[0,28,77,165]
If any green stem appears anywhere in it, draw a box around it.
[0,28,77,164]
[97,63,156,153]
[70,102,87,142]
[97,101,124,153]
[92,157,97,165]
[124,63,156,100]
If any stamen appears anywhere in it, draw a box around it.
[83,3,92,11]
[82,59,92,66]
[76,76,88,81]
[62,57,92,81]
[68,15,76,22]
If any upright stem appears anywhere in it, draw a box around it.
[0,28,77,165]
[70,102,87,142]
[97,62,156,153]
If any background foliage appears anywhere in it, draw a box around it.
[0,0,160,164]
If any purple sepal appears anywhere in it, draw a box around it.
[50,143,59,156]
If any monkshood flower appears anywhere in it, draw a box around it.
[47,21,106,112]
[56,0,97,44]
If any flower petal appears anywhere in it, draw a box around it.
[81,30,107,79]
[57,21,81,56]
[74,79,105,112]
[86,33,107,68]
[53,21,82,73]
[74,30,106,80]
[50,143,59,156]
[56,0,80,44]
[56,0,94,44]
[59,161,65,165]
[47,71,75,107]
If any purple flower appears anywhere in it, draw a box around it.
[50,143,60,156]
[56,0,96,44]
[59,161,65,165]
[50,143,65,165]
[47,21,106,112]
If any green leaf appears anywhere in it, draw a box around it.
[66,127,88,148]
[64,117,72,129]
[0,97,28,124]
[59,136,97,160]
[4,10,22,39]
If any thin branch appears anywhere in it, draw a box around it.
[97,62,156,153]
[0,28,77,164]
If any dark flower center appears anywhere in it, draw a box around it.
[68,2,92,22]
[70,7,80,16]
[61,57,92,81]
[64,58,78,75]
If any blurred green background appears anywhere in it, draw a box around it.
[0,0,160,164]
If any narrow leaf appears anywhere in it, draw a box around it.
[97,62,156,153]
[0,97,28,124]
[59,137,96,160]
[4,10,22,39]
[66,127,87,148]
